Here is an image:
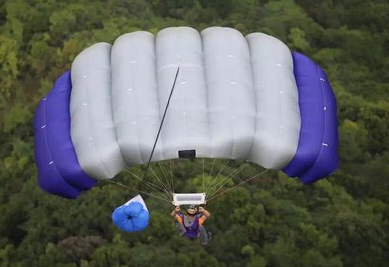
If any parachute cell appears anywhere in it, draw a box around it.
[70,43,126,180]
[34,71,96,199]
[246,33,301,169]
[111,32,160,165]
[282,52,339,183]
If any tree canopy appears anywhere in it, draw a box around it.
[0,0,388,266]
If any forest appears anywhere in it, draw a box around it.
[0,0,388,266]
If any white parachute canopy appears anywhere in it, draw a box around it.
[70,26,300,181]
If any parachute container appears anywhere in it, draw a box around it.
[112,195,150,232]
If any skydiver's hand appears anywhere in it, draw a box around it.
[175,206,180,212]
[198,206,204,213]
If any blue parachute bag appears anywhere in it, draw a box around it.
[112,195,150,232]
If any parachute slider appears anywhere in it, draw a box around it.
[172,193,206,206]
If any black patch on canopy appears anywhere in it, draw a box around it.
[178,149,196,159]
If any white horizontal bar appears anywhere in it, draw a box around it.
[172,193,206,206]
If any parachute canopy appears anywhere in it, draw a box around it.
[34,26,339,199]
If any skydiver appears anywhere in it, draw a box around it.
[171,204,211,245]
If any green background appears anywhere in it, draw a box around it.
[0,0,388,266]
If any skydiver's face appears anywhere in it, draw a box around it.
[187,208,197,216]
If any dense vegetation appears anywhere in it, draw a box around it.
[0,0,388,266]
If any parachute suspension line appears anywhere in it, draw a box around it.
[208,158,216,177]
[203,158,216,195]
[124,171,171,202]
[204,158,230,195]
[158,162,173,194]
[207,169,270,202]
[124,168,171,200]
[208,162,250,198]
[141,67,180,187]
[169,160,174,193]
[150,166,172,196]
[203,159,218,194]
[206,161,248,197]
[202,158,205,193]
[150,165,173,196]
[206,161,250,199]
[106,179,171,203]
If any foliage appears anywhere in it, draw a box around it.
[0,0,388,266]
